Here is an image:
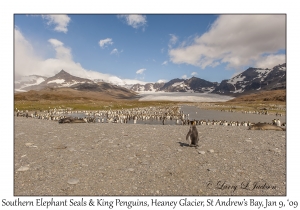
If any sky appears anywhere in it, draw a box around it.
[14,14,286,85]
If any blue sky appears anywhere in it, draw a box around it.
[14,14,286,85]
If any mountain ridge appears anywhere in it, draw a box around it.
[15,63,286,96]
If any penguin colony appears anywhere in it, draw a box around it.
[14,106,286,127]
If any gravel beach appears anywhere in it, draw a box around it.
[14,108,286,196]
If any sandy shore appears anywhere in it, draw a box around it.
[14,110,286,196]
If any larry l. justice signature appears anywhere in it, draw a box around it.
[206,181,277,192]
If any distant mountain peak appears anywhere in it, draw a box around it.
[55,69,71,77]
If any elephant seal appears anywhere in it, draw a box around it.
[59,117,86,123]
[248,123,285,131]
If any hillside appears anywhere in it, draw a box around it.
[14,86,138,102]
[228,89,286,102]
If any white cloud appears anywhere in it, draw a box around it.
[123,78,147,85]
[169,34,178,48]
[110,48,123,55]
[99,38,113,48]
[14,28,143,85]
[191,72,197,76]
[117,15,147,29]
[41,15,71,33]
[136,68,146,74]
[110,48,119,55]
[48,38,72,61]
[169,15,286,70]
[255,54,286,69]
[162,61,168,65]
[182,75,187,79]
[48,39,63,47]
[157,79,166,83]
[15,28,42,78]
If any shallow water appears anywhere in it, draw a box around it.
[180,105,286,124]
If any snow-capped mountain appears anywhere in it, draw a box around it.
[212,63,286,95]
[14,63,286,96]
[163,77,218,93]
[15,70,137,97]
[130,82,165,92]
[14,75,48,92]
[130,77,218,93]
[18,70,94,91]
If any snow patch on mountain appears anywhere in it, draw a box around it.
[47,79,65,84]
[172,81,185,87]
[278,66,286,71]
[227,76,245,85]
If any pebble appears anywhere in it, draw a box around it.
[55,145,67,149]
[207,168,217,172]
[16,132,25,137]
[198,151,205,155]
[67,178,79,185]
[68,147,76,152]
[269,148,281,153]
[208,149,214,153]
[128,168,134,172]
[25,143,34,147]
[17,166,29,172]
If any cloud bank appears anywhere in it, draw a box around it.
[169,15,286,70]
[14,28,146,85]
